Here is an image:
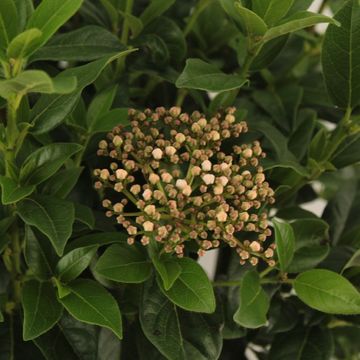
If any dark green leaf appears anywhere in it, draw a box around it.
[233,271,269,328]
[0,0,18,49]
[30,25,124,62]
[157,257,215,313]
[273,219,295,272]
[59,279,122,339]
[66,232,127,251]
[176,58,247,92]
[234,3,268,37]
[294,269,360,314]
[0,176,35,205]
[95,243,152,283]
[74,203,95,229]
[322,0,360,109]
[140,0,175,26]
[17,195,75,256]
[22,280,63,340]
[0,70,76,99]
[56,245,98,283]
[27,0,83,48]
[90,108,129,133]
[30,50,136,134]
[20,143,82,185]
[252,0,294,26]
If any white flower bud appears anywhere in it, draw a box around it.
[115,169,128,180]
[182,185,192,196]
[100,169,110,180]
[202,174,215,185]
[165,146,176,156]
[176,179,188,190]
[210,130,220,141]
[191,166,201,176]
[213,185,224,195]
[144,204,156,216]
[130,184,141,195]
[143,221,154,232]
[216,210,228,222]
[113,203,124,213]
[201,160,212,171]
[250,241,261,252]
[161,172,173,183]
[246,190,257,200]
[143,189,153,201]
[198,118,207,128]
[218,176,229,186]
[175,133,186,143]
[127,226,137,235]
[113,135,123,147]
[225,114,235,123]
[152,148,163,160]
[149,173,160,184]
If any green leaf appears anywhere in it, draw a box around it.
[294,269,360,314]
[252,0,294,26]
[119,11,143,38]
[20,143,82,186]
[24,226,56,280]
[140,0,175,26]
[269,326,334,360]
[42,167,83,199]
[30,25,125,62]
[157,257,215,313]
[233,271,269,328]
[22,280,63,340]
[234,2,268,37]
[14,0,34,32]
[0,176,35,205]
[0,311,3,322]
[176,58,247,92]
[322,0,360,109]
[90,108,129,133]
[95,243,152,283]
[59,279,122,339]
[0,0,18,49]
[17,195,75,256]
[273,218,295,272]
[343,248,360,272]
[140,278,222,360]
[7,28,42,60]
[0,70,76,99]
[263,11,339,43]
[30,50,136,134]
[27,0,83,48]
[74,203,95,229]
[87,85,118,130]
[56,245,98,283]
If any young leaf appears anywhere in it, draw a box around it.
[176,58,247,92]
[0,176,35,205]
[30,25,125,62]
[263,11,339,43]
[0,0,18,49]
[233,271,269,328]
[59,279,122,339]
[322,0,360,109]
[7,28,42,60]
[17,195,75,256]
[273,218,295,272]
[22,280,63,340]
[19,143,82,186]
[140,0,175,27]
[0,70,77,100]
[30,50,136,134]
[95,243,152,283]
[157,257,215,313]
[294,269,360,314]
[252,0,294,26]
[234,3,268,37]
[56,245,98,283]
[26,0,83,48]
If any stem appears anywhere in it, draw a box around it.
[175,89,188,107]
[9,217,22,306]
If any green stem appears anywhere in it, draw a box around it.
[212,280,242,287]
[175,89,188,107]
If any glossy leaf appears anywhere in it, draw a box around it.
[0,70,76,100]
[90,108,129,133]
[252,0,294,26]
[176,58,247,92]
[234,3,268,37]
[322,0,360,109]
[59,279,122,339]
[56,245,98,283]
[233,271,269,328]
[30,50,136,134]
[17,195,75,256]
[157,257,215,313]
[30,25,124,62]
[74,203,95,229]
[273,218,295,272]
[294,269,360,314]
[95,243,152,283]
[0,176,35,205]
[0,0,18,49]
[263,11,339,43]
[22,280,63,340]
[27,0,83,48]
[19,143,82,185]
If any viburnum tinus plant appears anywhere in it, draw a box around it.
[0,0,360,359]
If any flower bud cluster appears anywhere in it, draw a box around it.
[94,107,275,266]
